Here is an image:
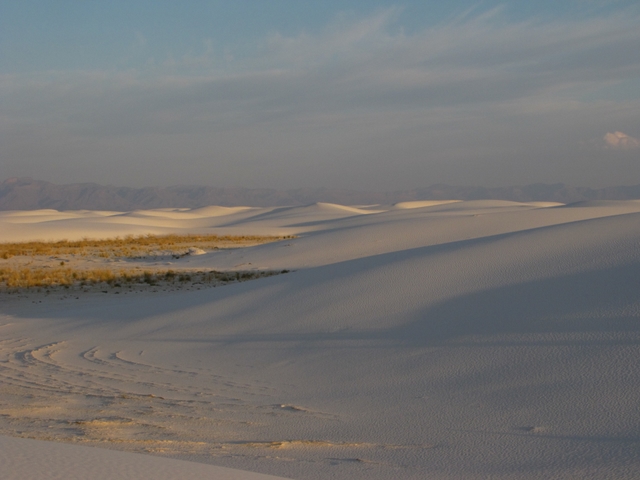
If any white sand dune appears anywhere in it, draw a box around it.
[190,205,256,217]
[393,200,462,209]
[2,200,640,479]
[0,202,385,242]
[0,435,291,480]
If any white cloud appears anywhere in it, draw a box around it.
[604,131,640,149]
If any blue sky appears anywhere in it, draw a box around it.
[1,1,639,190]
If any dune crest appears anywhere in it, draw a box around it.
[393,200,461,209]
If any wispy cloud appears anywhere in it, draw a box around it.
[2,7,640,188]
[4,8,640,121]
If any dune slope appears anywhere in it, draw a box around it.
[2,201,640,479]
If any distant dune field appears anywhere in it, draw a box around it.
[2,200,640,479]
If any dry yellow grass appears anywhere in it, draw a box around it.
[0,233,293,291]
[0,266,286,290]
[0,266,116,288]
[0,233,293,259]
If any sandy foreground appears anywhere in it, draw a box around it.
[2,200,640,479]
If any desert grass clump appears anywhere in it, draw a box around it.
[0,234,295,259]
[0,265,289,292]
[0,267,117,289]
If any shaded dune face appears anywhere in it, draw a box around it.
[2,200,640,479]
[0,435,292,480]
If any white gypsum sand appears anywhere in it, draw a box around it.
[0,435,291,480]
[2,200,640,479]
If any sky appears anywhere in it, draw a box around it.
[1,1,639,190]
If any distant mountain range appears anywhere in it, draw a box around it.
[2,177,640,211]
